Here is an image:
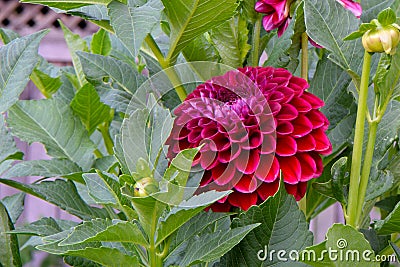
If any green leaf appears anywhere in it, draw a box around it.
[7,99,96,170]
[1,193,25,224]
[302,224,379,267]
[221,187,313,266]
[77,51,145,94]
[377,8,397,25]
[60,21,89,87]
[30,68,62,98]
[53,5,109,20]
[37,243,139,267]
[304,0,363,78]
[309,56,355,152]
[241,0,258,23]
[0,30,47,113]
[163,148,199,187]
[71,83,111,134]
[0,179,108,220]
[375,201,400,234]
[155,190,230,245]
[375,195,400,212]
[374,49,400,101]
[361,0,395,23]
[264,17,295,69]
[59,218,148,247]
[390,241,400,261]
[91,28,111,56]
[0,202,21,267]
[100,88,132,113]
[0,116,20,163]
[64,255,102,267]
[0,28,20,44]
[2,159,82,178]
[209,16,250,68]
[162,0,238,62]
[12,217,63,236]
[180,223,260,266]
[182,34,218,62]
[108,0,164,58]
[20,0,111,10]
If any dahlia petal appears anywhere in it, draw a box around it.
[284,182,307,200]
[228,191,258,211]
[269,101,282,115]
[188,128,202,143]
[279,156,301,184]
[236,149,260,174]
[276,104,298,120]
[234,175,258,193]
[259,115,276,134]
[290,97,312,113]
[296,134,316,152]
[176,127,190,140]
[254,2,274,13]
[255,155,280,182]
[218,143,241,163]
[310,152,323,177]
[307,109,327,129]
[200,149,217,170]
[199,171,213,186]
[301,92,324,108]
[276,136,297,156]
[208,201,232,212]
[212,163,237,186]
[269,91,285,102]
[312,128,331,152]
[201,125,218,138]
[242,129,263,149]
[209,133,231,151]
[292,115,313,138]
[336,0,362,18]
[257,179,280,201]
[260,133,277,154]
[262,15,279,31]
[277,17,290,37]
[289,76,309,91]
[276,86,295,103]
[297,153,317,181]
[276,121,294,135]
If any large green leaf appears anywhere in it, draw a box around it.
[0,202,21,267]
[375,201,400,234]
[37,242,139,267]
[0,116,20,163]
[59,218,148,247]
[304,0,363,80]
[0,179,107,220]
[162,0,238,62]
[2,159,81,179]
[108,0,164,58]
[52,5,109,20]
[209,16,250,68]
[20,0,110,10]
[309,56,355,152]
[0,193,25,224]
[155,190,230,245]
[221,188,313,266]
[302,224,378,267]
[11,217,64,236]
[7,99,96,170]
[361,0,395,23]
[77,51,145,94]
[31,68,62,98]
[91,28,111,56]
[60,21,89,87]
[180,223,259,266]
[71,83,111,134]
[83,172,130,207]
[182,34,218,62]
[0,30,47,113]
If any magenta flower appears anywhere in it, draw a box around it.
[254,0,292,37]
[336,0,362,18]
[166,67,332,211]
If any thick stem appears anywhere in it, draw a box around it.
[346,51,372,227]
[301,32,309,81]
[250,15,262,66]
[144,34,187,102]
[355,121,378,227]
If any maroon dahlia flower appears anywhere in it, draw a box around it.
[254,0,292,37]
[166,67,332,211]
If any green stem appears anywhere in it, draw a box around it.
[354,121,378,227]
[149,204,163,267]
[144,34,187,102]
[94,149,103,158]
[346,51,372,227]
[379,238,400,257]
[301,32,309,81]
[99,122,114,155]
[250,15,262,66]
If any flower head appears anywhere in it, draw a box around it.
[255,0,292,37]
[167,67,331,211]
[336,0,362,18]
[362,24,400,55]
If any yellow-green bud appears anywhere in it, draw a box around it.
[362,25,400,55]
[133,177,158,197]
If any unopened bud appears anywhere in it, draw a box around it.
[133,177,158,197]
[362,25,400,54]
